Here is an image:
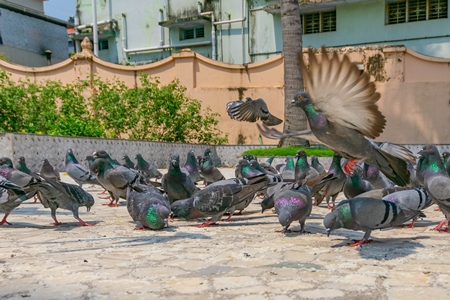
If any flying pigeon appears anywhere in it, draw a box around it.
[65,149,100,188]
[257,47,413,187]
[324,197,420,247]
[416,144,450,232]
[226,97,283,126]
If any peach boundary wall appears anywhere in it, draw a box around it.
[1,39,450,146]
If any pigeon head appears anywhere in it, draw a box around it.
[85,195,95,212]
[0,157,14,168]
[323,211,341,236]
[145,204,170,229]
[204,148,211,156]
[289,91,311,109]
[295,150,307,158]
[93,150,110,159]
[442,152,450,159]
[170,199,192,220]
[65,149,78,164]
[278,210,292,233]
[18,156,26,164]
[418,144,439,157]
[89,158,111,175]
[135,154,142,160]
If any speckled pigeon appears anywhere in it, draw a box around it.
[39,159,60,181]
[30,175,95,226]
[162,153,198,204]
[324,197,420,246]
[417,144,450,232]
[226,96,282,126]
[135,154,163,180]
[171,174,269,227]
[65,149,100,188]
[0,176,35,225]
[126,184,170,230]
[274,183,312,233]
[257,47,413,187]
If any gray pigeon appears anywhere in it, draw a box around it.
[280,156,296,182]
[89,158,129,207]
[162,153,198,204]
[122,155,136,170]
[0,157,38,189]
[274,184,313,233]
[416,144,450,232]
[226,97,283,126]
[171,174,269,227]
[30,175,95,226]
[324,197,420,247]
[382,187,433,228]
[126,184,170,230]
[135,154,163,180]
[0,176,35,225]
[199,155,226,185]
[294,150,320,182]
[93,150,143,187]
[311,153,346,209]
[311,156,326,175]
[362,163,394,189]
[65,149,100,188]
[39,159,60,181]
[259,156,279,174]
[16,156,34,175]
[343,169,375,199]
[257,47,413,187]
[183,149,202,184]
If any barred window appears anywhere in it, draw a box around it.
[302,10,336,34]
[181,26,205,40]
[387,0,447,24]
[99,40,109,50]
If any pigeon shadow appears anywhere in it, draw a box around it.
[1,220,102,230]
[113,231,212,246]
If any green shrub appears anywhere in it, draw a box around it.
[242,146,334,157]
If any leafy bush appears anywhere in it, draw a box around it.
[0,70,228,145]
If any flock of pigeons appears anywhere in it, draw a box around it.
[1,47,450,247]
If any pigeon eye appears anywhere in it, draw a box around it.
[298,95,303,99]
[427,146,431,149]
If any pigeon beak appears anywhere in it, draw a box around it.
[326,228,331,237]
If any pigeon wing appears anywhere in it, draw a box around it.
[300,47,386,139]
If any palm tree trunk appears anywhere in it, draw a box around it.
[280,0,309,147]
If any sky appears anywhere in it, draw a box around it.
[44,0,76,22]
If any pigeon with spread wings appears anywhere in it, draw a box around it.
[226,97,283,126]
[257,47,413,186]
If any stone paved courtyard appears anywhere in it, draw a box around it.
[1,169,450,300]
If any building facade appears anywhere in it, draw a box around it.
[0,0,71,67]
[73,0,450,65]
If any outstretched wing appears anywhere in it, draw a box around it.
[226,97,283,126]
[301,47,385,139]
[257,123,324,145]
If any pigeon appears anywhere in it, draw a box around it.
[416,144,450,232]
[226,96,283,126]
[0,176,35,225]
[274,183,313,233]
[86,155,95,168]
[30,175,95,226]
[135,154,163,180]
[294,150,320,182]
[343,170,375,199]
[199,155,226,185]
[0,157,38,188]
[362,163,394,189]
[261,181,297,213]
[324,197,420,247]
[65,149,100,188]
[122,155,136,169]
[171,174,269,227]
[280,156,296,182]
[259,156,279,174]
[89,158,130,207]
[126,184,170,230]
[311,153,346,209]
[16,156,34,175]
[39,159,60,181]
[93,150,142,185]
[257,47,412,187]
[183,149,202,184]
[382,187,433,228]
[311,156,326,175]
[162,153,198,204]
[441,151,450,176]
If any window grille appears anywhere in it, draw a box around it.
[387,0,447,24]
[302,10,336,35]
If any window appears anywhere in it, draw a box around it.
[181,26,205,40]
[302,10,336,34]
[99,40,109,50]
[387,0,448,24]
